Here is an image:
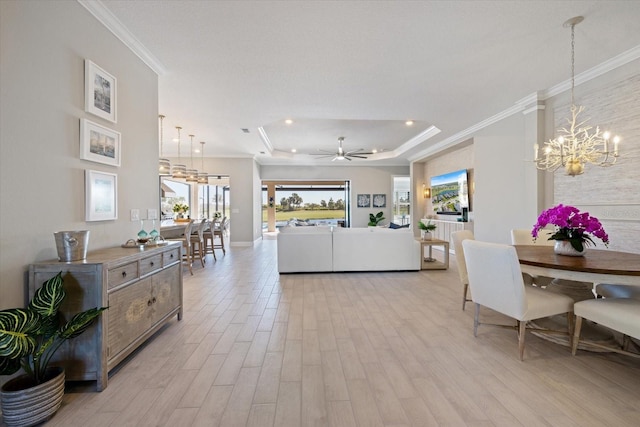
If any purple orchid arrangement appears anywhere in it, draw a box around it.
[532,204,609,252]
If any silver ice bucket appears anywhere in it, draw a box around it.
[54,230,90,262]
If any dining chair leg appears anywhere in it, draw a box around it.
[566,312,574,349]
[572,316,583,355]
[518,320,526,361]
[220,232,226,255]
[462,283,469,310]
[473,303,480,337]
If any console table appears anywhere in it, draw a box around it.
[418,238,450,270]
[28,242,183,391]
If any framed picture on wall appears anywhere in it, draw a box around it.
[85,170,118,221]
[357,194,371,208]
[85,59,117,123]
[80,119,121,167]
[372,194,386,208]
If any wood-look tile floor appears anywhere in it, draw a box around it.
[36,238,640,426]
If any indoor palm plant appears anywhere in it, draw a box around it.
[532,204,609,255]
[0,272,106,427]
[418,220,437,240]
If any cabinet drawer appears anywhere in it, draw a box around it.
[108,262,139,289]
[140,254,162,276]
[163,247,181,267]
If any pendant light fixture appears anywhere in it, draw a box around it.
[158,114,171,175]
[186,134,199,182]
[197,141,209,184]
[171,126,187,179]
[534,16,620,176]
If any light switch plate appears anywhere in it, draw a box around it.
[130,209,140,221]
[147,208,158,220]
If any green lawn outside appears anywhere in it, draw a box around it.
[262,209,344,222]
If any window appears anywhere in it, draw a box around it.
[392,176,410,225]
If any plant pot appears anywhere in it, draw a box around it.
[421,231,432,240]
[553,240,586,257]
[1,367,65,427]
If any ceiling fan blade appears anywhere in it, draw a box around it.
[347,155,368,159]
[346,149,373,155]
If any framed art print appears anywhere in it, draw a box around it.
[85,170,118,221]
[80,118,121,167]
[372,194,386,208]
[357,194,371,208]
[85,59,117,123]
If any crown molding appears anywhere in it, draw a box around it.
[394,125,441,156]
[542,44,640,100]
[257,127,274,153]
[77,0,166,75]
[410,44,640,163]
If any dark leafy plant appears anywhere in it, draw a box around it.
[418,220,436,231]
[0,272,107,385]
[368,211,385,226]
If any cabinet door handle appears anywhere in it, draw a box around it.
[150,261,154,267]
[122,271,127,278]
[147,299,152,306]
[152,297,157,304]
[170,254,174,259]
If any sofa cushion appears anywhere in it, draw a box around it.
[389,222,410,229]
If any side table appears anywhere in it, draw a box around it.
[417,238,450,270]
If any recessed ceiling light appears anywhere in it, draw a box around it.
[241,128,250,133]
[285,119,293,125]
[405,120,414,126]
[291,148,297,153]
[372,149,378,154]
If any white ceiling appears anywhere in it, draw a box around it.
[92,0,640,166]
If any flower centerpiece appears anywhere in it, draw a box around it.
[172,203,189,219]
[532,204,609,256]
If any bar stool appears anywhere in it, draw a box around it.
[165,220,195,275]
[203,219,218,260]
[190,219,208,267]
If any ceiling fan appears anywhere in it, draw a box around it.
[312,137,373,161]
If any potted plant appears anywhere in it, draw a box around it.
[368,211,385,227]
[172,203,189,219]
[532,204,609,256]
[419,220,437,240]
[0,272,106,427]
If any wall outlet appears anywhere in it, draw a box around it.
[147,208,158,220]
[130,209,140,221]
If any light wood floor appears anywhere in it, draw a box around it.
[38,238,640,427]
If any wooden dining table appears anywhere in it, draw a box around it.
[515,245,640,288]
[514,245,640,351]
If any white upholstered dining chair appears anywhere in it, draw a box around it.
[572,298,640,358]
[451,230,474,311]
[462,239,575,360]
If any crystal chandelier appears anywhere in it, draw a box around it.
[534,16,620,176]
[158,114,171,175]
[171,126,187,179]
[186,134,199,182]
[197,141,209,184]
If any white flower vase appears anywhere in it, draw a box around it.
[421,231,432,241]
[553,240,586,257]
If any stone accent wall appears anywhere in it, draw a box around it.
[553,74,640,253]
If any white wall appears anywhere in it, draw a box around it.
[0,1,159,309]
[166,157,260,245]
[547,62,640,254]
[413,59,640,250]
[260,165,409,227]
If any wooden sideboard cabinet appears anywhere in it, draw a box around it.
[28,242,183,391]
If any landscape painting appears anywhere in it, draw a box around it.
[430,169,469,215]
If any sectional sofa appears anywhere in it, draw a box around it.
[277,226,421,273]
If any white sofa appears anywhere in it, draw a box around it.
[277,226,421,273]
[277,226,334,273]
